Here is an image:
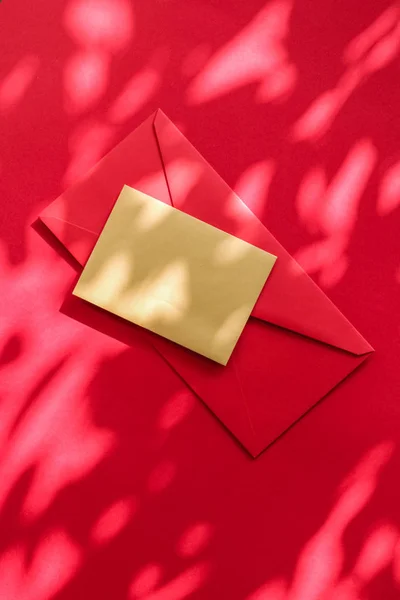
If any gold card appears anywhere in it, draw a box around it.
[73,186,277,365]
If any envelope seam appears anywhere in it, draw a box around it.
[152,112,174,207]
[231,356,258,444]
[42,215,98,236]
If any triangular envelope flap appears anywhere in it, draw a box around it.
[39,112,171,265]
[151,316,368,457]
[153,110,373,356]
[152,335,262,456]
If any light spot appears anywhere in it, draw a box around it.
[234,160,275,219]
[109,67,161,124]
[24,530,81,600]
[177,523,213,558]
[65,0,134,52]
[0,56,39,111]
[364,26,400,73]
[163,159,203,207]
[292,91,339,141]
[125,261,190,325]
[129,564,163,598]
[328,577,359,600]
[147,459,176,493]
[320,139,377,235]
[296,166,327,230]
[343,6,400,64]
[158,391,195,431]
[187,0,295,104]
[295,237,345,277]
[80,251,133,306]
[257,63,297,102]
[0,545,25,600]
[354,524,398,581]
[64,119,115,186]
[214,236,249,265]
[91,498,136,544]
[134,171,174,205]
[130,564,208,600]
[393,538,400,585]
[213,306,250,352]
[134,197,169,231]
[64,50,109,114]
[22,424,115,521]
[377,161,400,216]
[246,579,287,600]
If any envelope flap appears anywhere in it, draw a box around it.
[39,214,98,266]
[152,335,262,455]
[153,110,373,356]
[39,112,172,265]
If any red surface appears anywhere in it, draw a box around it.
[1,1,400,599]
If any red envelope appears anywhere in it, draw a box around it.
[39,110,373,457]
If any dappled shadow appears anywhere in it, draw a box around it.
[1,0,400,598]
[0,334,24,367]
[246,442,400,600]
[1,346,400,599]
[0,344,218,599]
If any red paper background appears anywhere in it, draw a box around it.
[1,1,400,599]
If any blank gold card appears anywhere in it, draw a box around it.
[73,186,277,365]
